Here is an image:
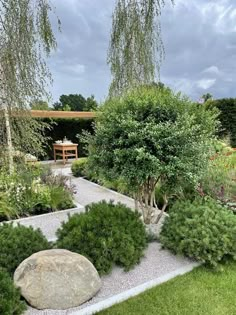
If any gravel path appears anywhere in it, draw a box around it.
[23,163,197,314]
[53,165,136,209]
[10,166,137,241]
[26,242,196,315]
[10,206,84,241]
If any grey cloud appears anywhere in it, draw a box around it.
[161,0,236,100]
[48,0,236,103]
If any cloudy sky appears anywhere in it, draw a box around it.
[49,0,236,104]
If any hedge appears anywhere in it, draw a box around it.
[38,118,94,160]
[206,98,236,147]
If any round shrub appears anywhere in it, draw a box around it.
[0,223,51,275]
[56,200,148,275]
[0,269,26,315]
[160,198,236,267]
[71,158,88,177]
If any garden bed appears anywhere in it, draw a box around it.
[25,242,198,315]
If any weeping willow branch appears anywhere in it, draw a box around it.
[0,0,60,171]
[108,0,174,96]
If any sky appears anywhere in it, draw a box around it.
[49,0,236,104]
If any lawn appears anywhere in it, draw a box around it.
[98,261,236,315]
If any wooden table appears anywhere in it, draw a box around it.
[53,143,78,165]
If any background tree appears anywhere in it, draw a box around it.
[60,94,86,111]
[87,86,218,224]
[53,93,98,111]
[62,104,71,111]
[205,98,236,147]
[108,0,174,96]
[85,95,98,111]
[30,100,50,111]
[52,101,62,111]
[0,0,59,171]
[202,93,213,103]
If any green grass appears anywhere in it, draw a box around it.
[98,261,236,315]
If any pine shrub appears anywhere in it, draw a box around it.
[0,223,51,275]
[56,200,148,274]
[0,269,26,315]
[160,198,236,267]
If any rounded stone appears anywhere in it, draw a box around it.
[14,249,101,310]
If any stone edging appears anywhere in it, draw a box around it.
[4,203,83,225]
[71,262,200,315]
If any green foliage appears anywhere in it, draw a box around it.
[200,151,236,207]
[49,186,74,211]
[87,86,218,223]
[0,0,59,171]
[0,0,58,105]
[160,198,236,267]
[201,93,213,103]
[38,118,94,159]
[0,223,51,275]
[206,98,236,147]
[0,269,26,315]
[30,99,50,110]
[0,162,75,219]
[99,177,130,195]
[84,95,99,111]
[108,0,174,95]
[53,94,98,111]
[0,193,17,221]
[71,158,88,177]
[56,200,148,275]
[62,104,71,111]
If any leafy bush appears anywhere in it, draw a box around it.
[0,163,75,219]
[71,158,88,177]
[0,193,17,221]
[49,186,75,210]
[160,198,236,267]
[56,200,148,275]
[0,269,26,315]
[86,86,218,224]
[0,223,51,274]
[199,151,236,208]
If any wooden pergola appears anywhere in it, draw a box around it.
[31,110,97,118]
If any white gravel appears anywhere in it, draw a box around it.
[25,242,196,315]
[22,163,197,314]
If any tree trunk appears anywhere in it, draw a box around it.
[136,178,168,224]
[3,105,14,173]
[0,60,14,173]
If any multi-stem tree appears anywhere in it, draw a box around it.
[108,0,174,96]
[87,86,218,224]
[0,0,59,172]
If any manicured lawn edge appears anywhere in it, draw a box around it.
[70,262,199,315]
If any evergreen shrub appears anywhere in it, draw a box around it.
[0,223,51,274]
[160,198,236,267]
[56,200,148,274]
[0,269,26,315]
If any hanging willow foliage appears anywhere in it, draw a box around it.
[108,0,174,96]
[0,0,60,168]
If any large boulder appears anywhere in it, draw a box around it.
[14,249,101,310]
